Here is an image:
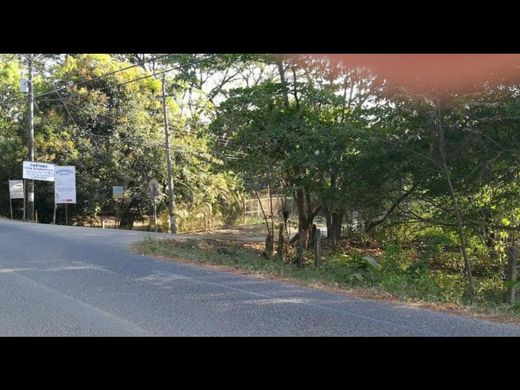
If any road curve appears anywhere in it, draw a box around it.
[1,219,519,336]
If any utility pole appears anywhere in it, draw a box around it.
[161,74,177,234]
[26,54,35,222]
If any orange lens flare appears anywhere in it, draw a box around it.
[297,54,520,93]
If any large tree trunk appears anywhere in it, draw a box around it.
[294,189,312,248]
[324,207,333,238]
[277,222,289,261]
[331,212,343,245]
[324,206,342,245]
[324,173,342,244]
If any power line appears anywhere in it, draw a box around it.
[35,101,220,159]
[36,83,230,145]
[1,54,220,122]
[53,81,79,130]
[26,56,215,126]
[49,55,214,102]
[0,54,177,109]
[34,54,173,100]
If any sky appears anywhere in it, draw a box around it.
[312,54,520,93]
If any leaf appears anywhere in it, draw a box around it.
[362,255,381,271]
[352,272,364,282]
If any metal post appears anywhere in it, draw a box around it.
[153,197,157,233]
[161,74,177,234]
[22,179,26,222]
[65,204,68,225]
[10,198,13,220]
[53,182,57,224]
[26,54,35,222]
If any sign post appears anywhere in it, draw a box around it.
[22,180,26,221]
[54,166,76,225]
[153,198,157,232]
[149,179,160,233]
[9,180,24,220]
[113,186,124,229]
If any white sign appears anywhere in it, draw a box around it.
[55,166,76,204]
[113,186,124,199]
[20,78,28,93]
[23,161,55,182]
[9,180,24,199]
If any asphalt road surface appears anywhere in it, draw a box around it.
[1,219,520,336]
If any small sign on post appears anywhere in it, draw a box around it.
[9,180,24,199]
[112,186,124,199]
[9,180,24,220]
[112,186,124,229]
[20,78,28,93]
[149,179,160,199]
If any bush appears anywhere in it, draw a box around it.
[382,243,404,273]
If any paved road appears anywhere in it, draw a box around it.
[1,219,520,336]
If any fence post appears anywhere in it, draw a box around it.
[314,228,321,268]
[296,229,304,268]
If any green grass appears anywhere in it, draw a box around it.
[136,237,343,284]
[134,237,520,322]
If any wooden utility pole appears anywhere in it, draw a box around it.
[161,74,177,234]
[26,54,35,222]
